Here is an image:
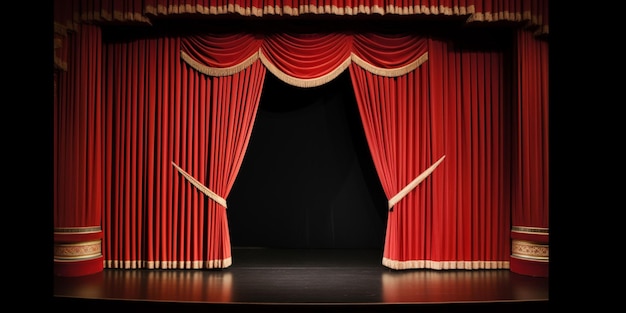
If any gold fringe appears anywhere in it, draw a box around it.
[259,51,351,88]
[181,49,428,84]
[54,38,63,49]
[53,22,69,36]
[206,257,232,268]
[63,3,547,36]
[143,4,157,16]
[172,162,228,209]
[181,50,260,77]
[351,52,428,78]
[54,57,68,71]
[107,257,233,269]
[382,257,510,270]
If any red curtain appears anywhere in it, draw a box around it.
[349,65,441,269]
[53,19,548,275]
[423,38,512,269]
[510,29,549,276]
[53,24,105,276]
[183,32,512,270]
[102,35,266,269]
[348,34,510,270]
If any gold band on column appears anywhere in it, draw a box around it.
[54,240,102,261]
[510,226,549,277]
[511,226,549,261]
[54,226,104,276]
[511,239,549,261]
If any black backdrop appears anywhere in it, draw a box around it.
[228,71,388,249]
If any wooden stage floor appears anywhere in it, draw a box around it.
[53,248,551,312]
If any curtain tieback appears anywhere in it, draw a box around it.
[387,155,446,209]
[172,162,228,209]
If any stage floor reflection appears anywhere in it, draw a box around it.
[53,248,549,304]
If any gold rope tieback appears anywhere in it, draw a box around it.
[172,162,228,209]
[388,155,446,209]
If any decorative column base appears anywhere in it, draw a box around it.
[54,226,103,277]
[510,226,549,277]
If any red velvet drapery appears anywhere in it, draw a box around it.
[53,23,104,276]
[101,36,266,269]
[53,0,549,276]
[424,37,512,269]
[182,31,513,270]
[510,29,549,276]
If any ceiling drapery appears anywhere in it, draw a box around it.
[181,32,429,87]
[53,0,548,29]
[53,0,549,72]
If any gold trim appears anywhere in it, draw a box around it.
[259,51,351,88]
[511,239,549,260]
[104,257,233,269]
[382,257,510,270]
[65,3,548,36]
[510,254,549,263]
[54,226,101,234]
[511,226,549,235]
[351,52,428,77]
[181,50,260,77]
[54,240,102,260]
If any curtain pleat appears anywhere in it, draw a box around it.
[509,29,549,276]
[53,23,103,231]
[347,36,511,270]
[512,29,549,229]
[350,64,454,270]
[102,34,266,269]
[53,24,104,276]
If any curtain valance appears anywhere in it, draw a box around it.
[53,0,548,34]
[53,0,548,71]
[181,32,429,87]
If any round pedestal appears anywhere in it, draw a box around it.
[510,226,549,277]
[54,226,103,277]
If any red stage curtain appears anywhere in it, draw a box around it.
[53,23,547,274]
[421,38,512,270]
[349,63,442,269]
[183,32,511,270]
[53,24,105,276]
[510,29,549,277]
[200,60,266,267]
[350,35,510,270]
[102,35,266,269]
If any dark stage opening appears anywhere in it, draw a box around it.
[227,71,388,250]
